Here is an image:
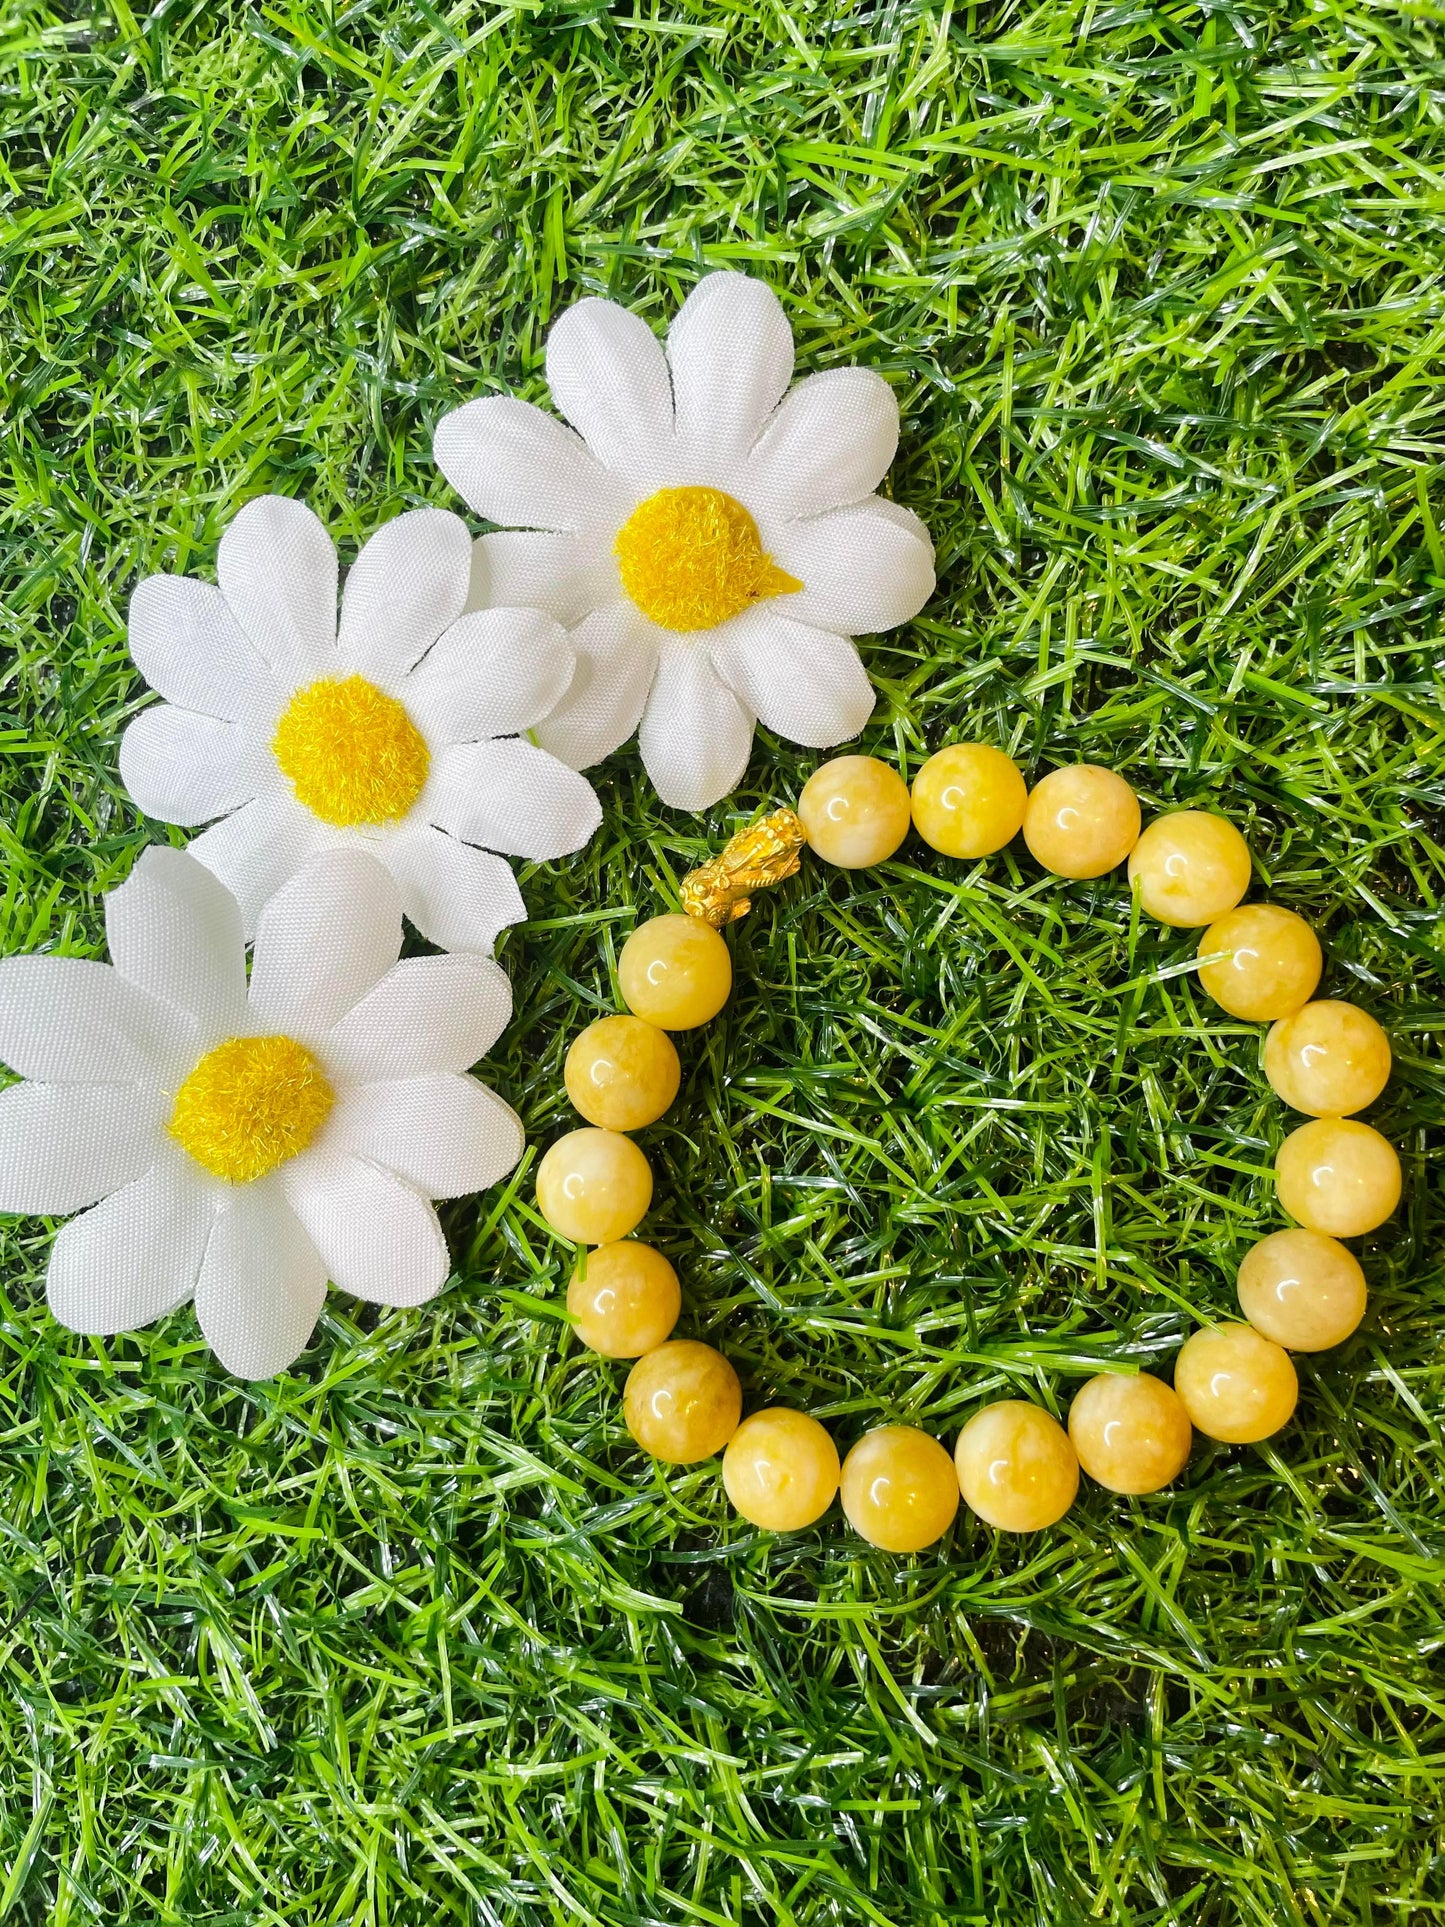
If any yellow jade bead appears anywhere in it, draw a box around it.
[566,1241,681,1358]
[954,1401,1079,1532]
[797,755,912,869]
[1173,1323,1298,1444]
[910,743,1027,859]
[1067,1373,1193,1495]
[536,1128,653,1245]
[1276,1118,1400,1238]
[1236,1229,1367,1352]
[1021,764,1141,879]
[1197,903,1322,1021]
[1127,810,1252,927]
[618,914,732,1031]
[839,1425,959,1552]
[624,1340,741,1463]
[722,1408,840,1531]
[564,1014,681,1132]
[1264,999,1391,1117]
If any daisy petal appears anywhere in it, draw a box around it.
[194,1180,327,1379]
[532,603,657,772]
[321,954,513,1083]
[715,612,875,748]
[468,530,617,627]
[774,499,935,633]
[217,495,338,676]
[186,793,323,940]
[386,827,527,955]
[0,956,190,1084]
[47,1155,215,1337]
[403,608,574,744]
[248,851,402,1040]
[105,847,249,1044]
[0,1083,168,1214]
[747,367,900,519]
[668,273,794,464]
[638,649,753,811]
[337,507,473,687]
[846,496,933,547]
[128,575,277,723]
[284,1148,449,1306]
[119,707,259,828]
[546,296,675,483]
[433,396,631,534]
[427,739,601,859]
[328,1075,523,1200]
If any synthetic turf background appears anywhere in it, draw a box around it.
[2,0,1444,1921]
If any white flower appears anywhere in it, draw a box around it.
[120,498,602,955]
[433,271,935,812]
[0,848,524,1379]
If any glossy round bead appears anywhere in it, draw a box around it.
[1067,1373,1193,1494]
[1276,1118,1401,1237]
[1021,764,1141,879]
[566,1241,681,1357]
[839,1425,959,1552]
[1264,999,1391,1117]
[564,1015,681,1132]
[1197,903,1322,1021]
[797,755,912,869]
[910,744,1027,860]
[536,1128,653,1245]
[623,1340,741,1463]
[1173,1323,1297,1443]
[618,913,732,1031]
[954,1401,1079,1531]
[722,1408,840,1531]
[1236,1228,1366,1352]
[1127,810,1252,927]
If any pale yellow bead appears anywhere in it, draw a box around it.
[797,755,912,869]
[563,1014,681,1132]
[618,913,732,1031]
[910,744,1027,859]
[954,1401,1079,1531]
[1276,1118,1400,1238]
[839,1425,959,1552]
[623,1340,741,1463]
[1236,1228,1366,1352]
[1067,1373,1193,1495]
[1197,903,1322,1021]
[1127,810,1252,927]
[1021,764,1141,879]
[722,1408,840,1531]
[1173,1323,1297,1443]
[566,1241,681,1357]
[536,1128,653,1245]
[1264,999,1391,1117]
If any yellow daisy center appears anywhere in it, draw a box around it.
[272,674,430,827]
[614,486,802,632]
[169,1034,335,1184]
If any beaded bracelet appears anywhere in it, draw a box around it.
[536,746,1397,1552]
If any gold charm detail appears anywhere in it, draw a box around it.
[681,808,805,927]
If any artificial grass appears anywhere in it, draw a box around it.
[1,0,1443,1920]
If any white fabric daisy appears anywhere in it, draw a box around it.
[0,847,524,1379]
[433,271,936,812]
[120,498,602,955]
